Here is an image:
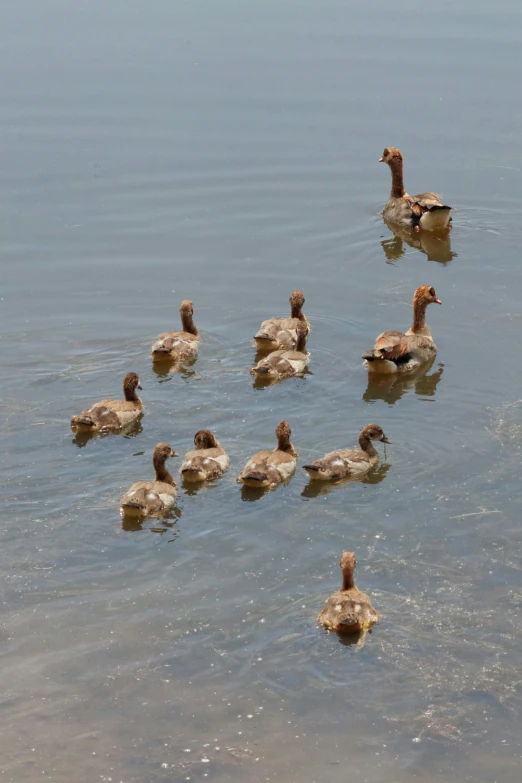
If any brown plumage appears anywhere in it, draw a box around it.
[238,421,298,489]
[380,147,452,231]
[71,372,143,432]
[362,285,441,374]
[251,321,309,379]
[120,443,178,518]
[180,429,229,482]
[303,424,390,480]
[317,552,379,634]
[254,290,310,352]
[151,299,199,361]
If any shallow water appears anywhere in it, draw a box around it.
[2,0,522,780]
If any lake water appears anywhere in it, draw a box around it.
[2,1,522,781]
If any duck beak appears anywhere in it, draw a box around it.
[170,449,178,457]
[381,434,391,444]
[434,298,442,305]
[379,156,384,162]
[137,383,143,390]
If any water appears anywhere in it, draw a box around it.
[2,0,522,780]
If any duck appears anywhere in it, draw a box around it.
[380,147,452,231]
[362,285,441,374]
[151,299,199,361]
[120,442,178,518]
[254,290,309,352]
[71,372,143,432]
[303,424,390,480]
[317,551,379,634]
[238,421,298,489]
[251,321,309,379]
[180,430,229,482]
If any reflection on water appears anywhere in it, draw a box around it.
[152,355,198,380]
[71,416,144,448]
[381,219,456,265]
[252,368,311,389]
[363,361,444,405]
[120,505,182,533]
[4,0,522,781]
[302,462,391,498]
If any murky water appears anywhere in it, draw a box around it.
[2,0,522,780]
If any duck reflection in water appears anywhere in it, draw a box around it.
[363,359,443,406]
[302,461,391,498]
[152,355,197,380]
[72,415,144,448]
[121,506,182,533]
[381,218,456,266]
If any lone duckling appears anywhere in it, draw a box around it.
[238,421,298,489]
[120,443,178,518]
[251,321,309,380]
[362,285,441,374]
[317,551,379,635]
[254,290,309,352]
[71,372,143,433]
[380,147,452,231]
[303,424,390,480]
[180,429,229,482]
[151,299,199,361]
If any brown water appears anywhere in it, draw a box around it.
[2,1,522,781]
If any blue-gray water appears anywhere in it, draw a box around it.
[2,1,522,781]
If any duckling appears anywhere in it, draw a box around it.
[362,285,441,374]
[120,442,178,518]
[180,429,229,482]
[151,299,199,361]
[71,372,143,432]
[251,321,309,379]
[303,424,390,480]
[238,421,298,489]
[380,147,452,231]
[254,290,309,352]
[317,551,379,634]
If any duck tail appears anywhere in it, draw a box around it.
[122,499,145,510]
[243,471,267,483]
[71,415,95,427]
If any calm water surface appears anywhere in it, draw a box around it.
[2,1,522,781]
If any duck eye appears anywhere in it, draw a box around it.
[429,287,435,296]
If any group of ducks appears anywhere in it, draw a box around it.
[70,148,449,637]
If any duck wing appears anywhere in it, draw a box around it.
[362,330,410,361]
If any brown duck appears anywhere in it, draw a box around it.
[120,443,178,518]
[70,372,143,432]
[254,290,309,352]
[180,430,229,482]
[380,147,452,231]
[151,299,199,361]
[317,551,379,634]
[362,285,441,374]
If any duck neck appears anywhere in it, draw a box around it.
[153,456,175,486]
[181,312,198,336]
[291,305,305,320]
[389,157,405,198]
[341,567,355,591]
[277,435,295,455]
[123,385,139,402]
[295,332,307,352]
[358,433,378,459]
[411,298,428,334]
